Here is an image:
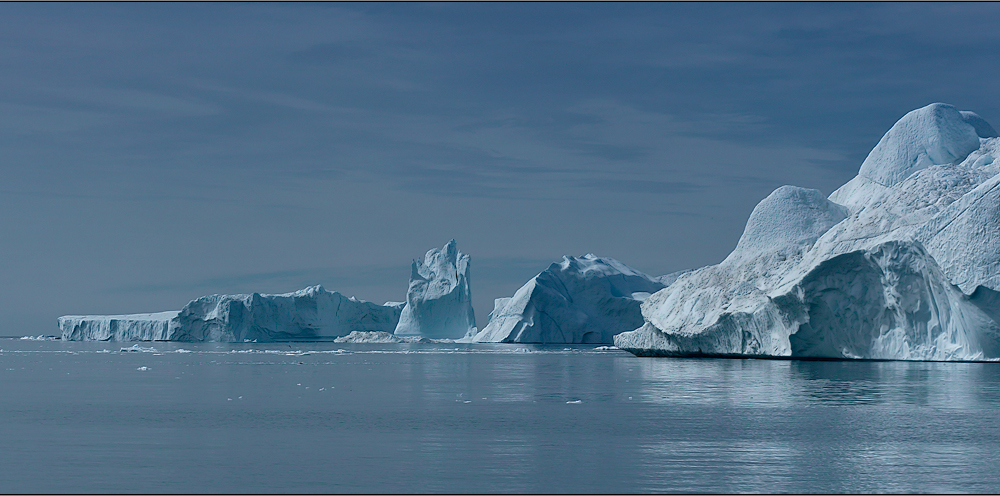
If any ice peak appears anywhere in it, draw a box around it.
[859,103,982,188]
[394,240,475,339]
[727,185,848,262]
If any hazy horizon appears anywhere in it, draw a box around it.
[3,3,1000,334]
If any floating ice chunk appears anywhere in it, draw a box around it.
[120,344,158,353]
[593,346,619,351]
[136,366,149,371]
[333,330,450,343]
[566,400,582,404]
[335,331,406,343]
[394,240,476,339]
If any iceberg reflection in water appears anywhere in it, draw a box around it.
[1,339,999,493]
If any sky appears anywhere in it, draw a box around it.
[3,2,1000,335]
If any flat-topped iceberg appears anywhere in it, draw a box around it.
[470,254,680,344]
[59,311,179,342]
[616,103,1000,361]
[394,240,476,339]
[59,285,402,342]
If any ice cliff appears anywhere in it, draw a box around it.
[394,240,476,339]
[59,285,402,342]
[59,311,180,342]
[615,103,1000,361]
[470,254,680,344]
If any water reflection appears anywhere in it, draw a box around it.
[5,340,1000,493]
[631,356,1000,409]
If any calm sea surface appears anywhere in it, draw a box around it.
[2,338,999,494]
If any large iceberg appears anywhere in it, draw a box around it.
[470,254,681,344]
[59,285,403,342]
[393,240,476,339]
[59,311,180,341]
[615,103,1000,361]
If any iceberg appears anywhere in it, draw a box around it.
[59,285,402,342]
[616,103,1000,361]
[59,311,179,342]
[393,240,476,339]
[470,254,679,344]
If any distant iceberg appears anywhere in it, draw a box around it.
[394,240,477,340]
[616,103,1000,361]
[59,285,402,342]
[470,254,681,344]
[59,311,179,341]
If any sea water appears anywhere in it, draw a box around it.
[2,338,1000,493]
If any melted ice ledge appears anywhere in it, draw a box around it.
[615,103,1000,361]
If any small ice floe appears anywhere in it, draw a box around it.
[136,366,149,371]
[120,344,158,353]
[20,335,56,341]
[566,400,582,404]
[174,349,192,354]
[514,348,531,353]
[463,400,472,403]
[593,346,619,351]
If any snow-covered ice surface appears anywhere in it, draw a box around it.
[394,240,476,339]
[59,285,402,342]
[616,103,1000,361]
[470,254,677,344]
